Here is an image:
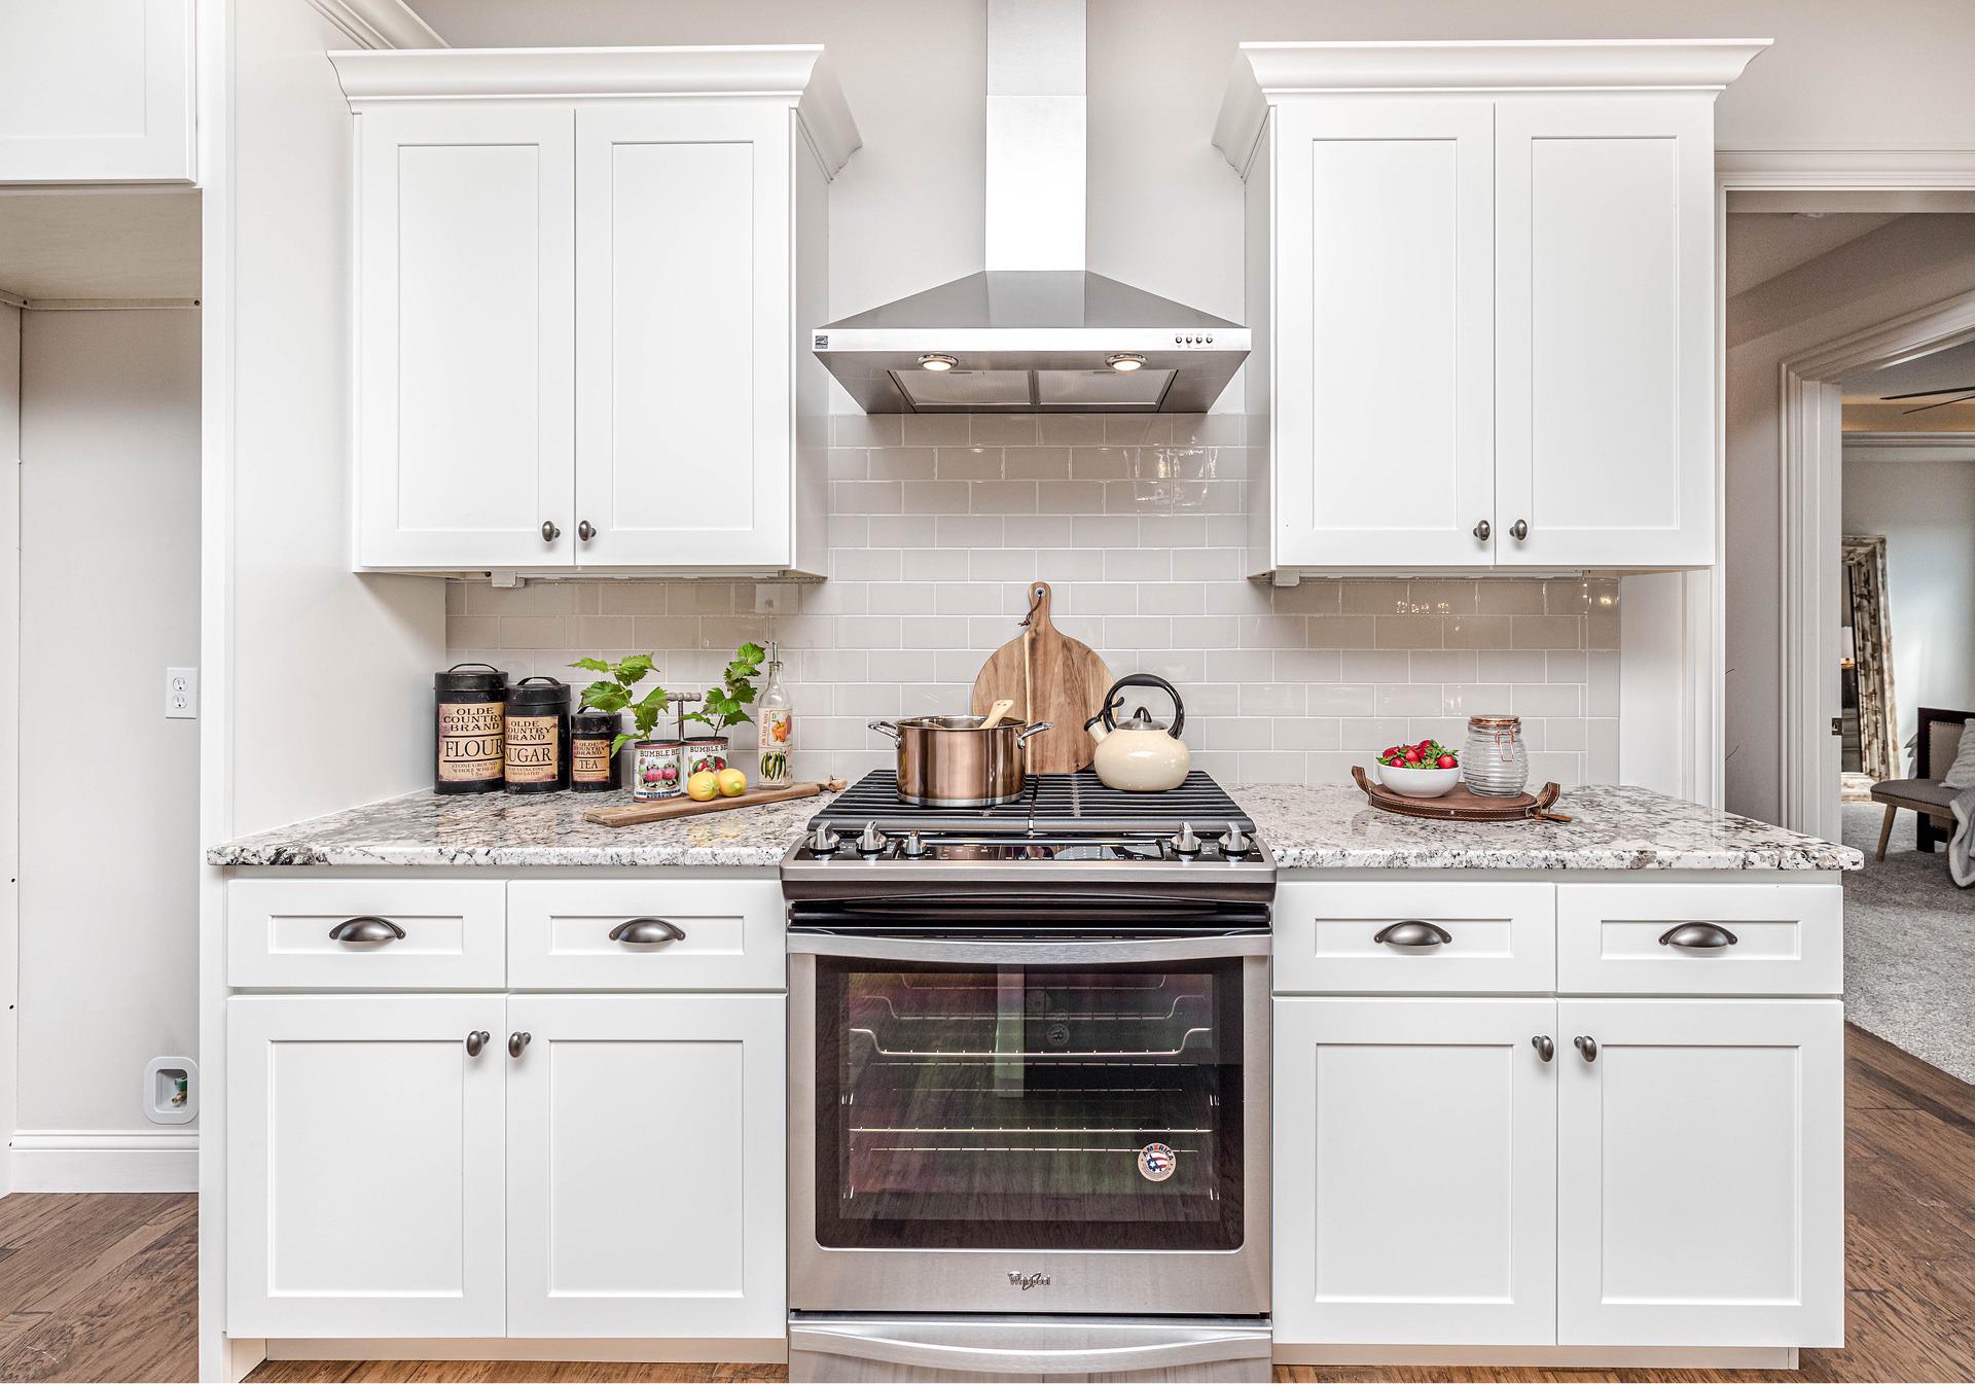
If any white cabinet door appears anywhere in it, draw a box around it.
[226,994,508,1338]
[1494,96,1715,568]
[575,103,793,569]
[355,105,576,570]
[1272,98,1495,569]
[1274,997,1557,1346]
[1557,998,1843,1348]
[0,0,194,183]
[506,993,785,1338]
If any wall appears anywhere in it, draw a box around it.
[1842,443,1976,736]
[412,0,1974,381]
[1722,215,1974,820]
[15,309,200,1153]
[446,414,1621,788]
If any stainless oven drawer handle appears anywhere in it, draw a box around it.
[1374,920,1452,948]
[787,1319,1271,1377]
[609,918,686,945]
[1659,921,1738,950]
[328,916,404,943]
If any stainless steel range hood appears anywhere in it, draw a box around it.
[812,0,1249,414]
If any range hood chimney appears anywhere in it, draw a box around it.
[812,0,1250,414]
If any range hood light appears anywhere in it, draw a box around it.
[1106,353,1146,372]
[918,353,959,372]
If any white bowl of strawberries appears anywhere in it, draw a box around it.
[1374,739,1462,798]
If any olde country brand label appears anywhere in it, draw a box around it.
[505,713,561,784]
[438,700,504,783]
[571,736,613,784]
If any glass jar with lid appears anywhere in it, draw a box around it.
[1463,714,1529,797]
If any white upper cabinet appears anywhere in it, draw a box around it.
[0,0,195,183]
[332,48,859,576]
[1217,41,1767,576]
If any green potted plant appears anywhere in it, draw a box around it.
[569,654,678,800]
[682,641,766,782]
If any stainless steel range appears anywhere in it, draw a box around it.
[783,770,1274,1383]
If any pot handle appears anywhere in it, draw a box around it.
[866,719,901,745]
[1095,674,1186,739]
[1014,721,1054,746]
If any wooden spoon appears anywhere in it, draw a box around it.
[979,698,1015,729]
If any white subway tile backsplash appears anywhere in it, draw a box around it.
[444,414,1619,788]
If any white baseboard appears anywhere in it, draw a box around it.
[11,1128,198,1192]
[266,1338,785,1364]
[1274,1344,1799,1369]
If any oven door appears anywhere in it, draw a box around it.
[788,928,1270,1317]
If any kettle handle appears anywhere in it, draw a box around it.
[1091,673,1185,740]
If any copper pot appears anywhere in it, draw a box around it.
[867,716,1054,807]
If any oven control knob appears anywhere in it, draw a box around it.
[856,821,889,856]
[1218,822,1254,858]
[807,825,843,856]
[1171,824,1203,856]
[899,830,928,859]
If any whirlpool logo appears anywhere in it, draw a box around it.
[1008,1271,1052,1291]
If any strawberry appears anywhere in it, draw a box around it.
[1436,754,1458,769]
[1381,745,1402,759]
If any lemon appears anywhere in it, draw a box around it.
[716,767,748,797]
[685,771,720,802]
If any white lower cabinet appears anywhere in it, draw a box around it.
[1273,997,1558,1345]
[227,995,509,1338]
[505,993,786,1337]
[1556,998,1844,1348]
[229,989,785,1342]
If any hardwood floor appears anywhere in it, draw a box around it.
[0,1025,1967,1384]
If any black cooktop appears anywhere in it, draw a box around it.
[809,770,1257,836]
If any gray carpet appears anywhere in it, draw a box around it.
[1838,803,1975,1081]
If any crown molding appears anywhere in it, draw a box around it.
[1217,38,1770,171]
[328,46,861,177]
[304,0,444,51]
[1841,430,1975,453]
[1716,147,1975,190]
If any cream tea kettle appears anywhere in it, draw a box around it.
[1085,674,1191,792]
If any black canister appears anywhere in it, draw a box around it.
[504,676,571,793]
[433,663,508,794]
[569,709,623,792]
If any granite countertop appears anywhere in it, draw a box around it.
[207,782,1859,872]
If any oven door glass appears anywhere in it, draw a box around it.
[813,956,1245,1251]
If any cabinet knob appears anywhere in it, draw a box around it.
[1573,1035,1597,1063]
[578,520,596,542]
[609,917,687,945]
[1373,920,1452,948]
[1532,1035,1555,1063]
[1658,921,1739,950]
[541,520,561,542]
[465,1030,490,1057]
[508,1031,531,1058]
[1508,518,1529,542]
[1473,519,1492,542]
[328,916,404,944]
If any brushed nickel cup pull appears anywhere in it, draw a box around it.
[578,520,596,541]
[1573,1035,1597,1063]
[328,916,405,943]
[1659,921,1739,950]
[540,520,561,542]
[1473,519,1492,541]
[1532,1035,1555,1062]
[609,917,686,945]
[508,1031,531,1058]
[465,1030,490,1057]
[1373,920,1453,948]
[1509,518,1529,541]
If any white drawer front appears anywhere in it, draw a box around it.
[1556,883,1843,996]
[507,879,785,991]
[1274,882,1555,993]
[227,879,507,989]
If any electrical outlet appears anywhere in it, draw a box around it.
[166,667,199,719]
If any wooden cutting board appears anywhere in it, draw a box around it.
[970,580,1112,774]
[582,778,844,828]
[1350,765,1567,822]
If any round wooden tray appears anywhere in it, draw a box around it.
[1350,765,1567,822]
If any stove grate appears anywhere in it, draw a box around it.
[809,769,1255,836]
